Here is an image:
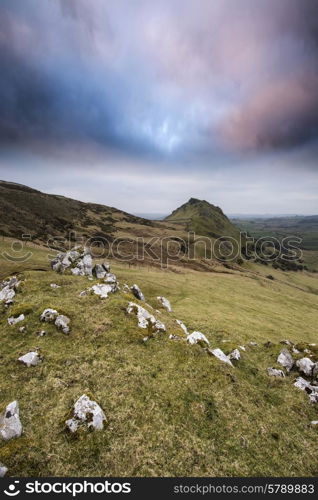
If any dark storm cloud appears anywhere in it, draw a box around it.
[1,0,318,157]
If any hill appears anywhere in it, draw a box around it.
[0,239,318,477]
[165,198,241,241]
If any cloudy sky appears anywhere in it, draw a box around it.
[0,0,318,215]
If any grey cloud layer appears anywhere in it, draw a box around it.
[1,0,318,158]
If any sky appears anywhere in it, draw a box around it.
[0,0,318,215]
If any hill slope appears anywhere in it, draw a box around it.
[0,180,156,242]
[165,198,241,240]
[0,240,318,477]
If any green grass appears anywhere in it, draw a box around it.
[0,241,318,477]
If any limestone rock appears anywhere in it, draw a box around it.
[229,349,241,361]
[267,367,285,378]
[19,326,27,333]
[277,348,294,372]
[18,351,42,367]
[40,308,58,322]
[94,264,108,279]
[294,377,311,391]
[176,319,188,336]
[91,284,114,299]
[0,401,22,441]
[50,283,61,289]
[157,296,172,312]
[0,285,16,303]
[187,331,209,346]
[127,302,166,334]
[311,420,318,425]
[131,284,145,301]
[51,247,93,276]
[8,314,25,326]
[105,273,117,284]
[66,394,106,433]
[0,463,8,477]
[296,357,315,377]
[55,315,71,334]
[208,348,233,366]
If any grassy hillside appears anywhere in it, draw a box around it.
[233,215,318,252]
[165,198,241,241]
[1,240,318,477]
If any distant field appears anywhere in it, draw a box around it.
[232,215,318,251]
[1,239,318,477]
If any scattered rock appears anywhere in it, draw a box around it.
[66,394,106,433]
[93,263,110,279]
[292,347,300,354]
[127,302,166,334]
[105,273,117,284]
[91,284,114,299]
[55,315,71,334]
[176,319,188,336]
[0,462,8,477]
[19,326,27,333]
[0,286,16,304]
[0,276,20,305]
[79,290,88,297]
[157,296,172,312]
[8,314,25,326]
[280,340,292,346]
[122,284,130,293]
[0,401,22,441]
[229,349,241,361]
[267,367,285,378]
[296,357,315,377]
[294,377,311,391]
[239,345,246,351]
[187,331,210,346]
[208,348,233,367]
[37,330,47,337]
[249,342,258,346]
[18,351,42,367]
[277,348,294,372]
[311,420,318,425]
[50,283,61,289]
[40,308,58,322]
[131,284,145,301]
[51,247,93,276]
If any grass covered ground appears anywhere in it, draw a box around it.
[0,240,318,477]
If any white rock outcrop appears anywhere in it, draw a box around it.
[208,348,233,367]
[0,401,22,441]
[91,284,114,299]
[40,308,58,322]
[277,348,294,372]
[267,367,285,378]
[0,276,20,305]
[51,247,93,276]
[157,296,172,312]
[127,302,166,333]
[55,315,71,334]
[18,351,42,367]
[94,263,110,279]
[0,463,8,477]
[187,331,210,346]
[229,349,241,361]
[66,394,106,433]
[8,314,25,326]
[296,357,315,377]
[131,284,145,301]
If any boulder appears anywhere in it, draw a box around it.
[187,331,210,347]
[157,296,172,312]
[294,377,311,391]
[208,348,233,367]
[131,284,145,301]
[55,315,71,334]
[0,401,22,441]
[127,302,166,334]
[229,349,241,361]
[0,463,8,477]
[40,308,58,322]
[277,348,294,372]
[0,285,16,303]
[8,314,25,326]
[296,357,315,377]
[91,284,114,299]
[18,351,42,367]
[66,394,106,433]
[94,264,107,279]
[267,367,285,378]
